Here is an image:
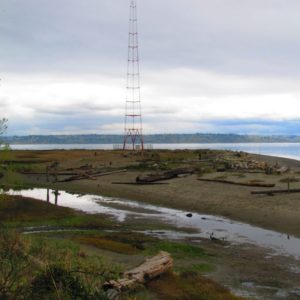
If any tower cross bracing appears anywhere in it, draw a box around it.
[123,0,144,151]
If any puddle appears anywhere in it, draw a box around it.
[4,188,300,259]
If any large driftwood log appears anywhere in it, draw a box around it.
[58,169,127,182]
[104,251,173,291]
[251,188,300,195]
[21,171,80,176]
[198,178,275,188]
[92,169,127,178]
[112,182,169,185]
[136,168,194,183]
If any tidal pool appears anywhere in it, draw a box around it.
[4,188,300,259]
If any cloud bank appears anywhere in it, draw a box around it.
[1,0,300,135]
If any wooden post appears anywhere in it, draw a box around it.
[53,190,60,206]
[46,166,49,182]
[46,188,50,203]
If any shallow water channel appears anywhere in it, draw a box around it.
[5,188,300,260]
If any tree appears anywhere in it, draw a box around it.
[0,118,7,137]
[0,119,8,180]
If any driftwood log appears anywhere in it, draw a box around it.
[136,168,194,183]
[58,169,127,182]
[21,171,80,176]
[112,182,170,185]
[22,164,127,183]
[251,188,300,195]
[198,178,275,188]
[104,251,173,292]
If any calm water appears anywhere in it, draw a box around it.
[5,188,300,259]
[9,143,300,160]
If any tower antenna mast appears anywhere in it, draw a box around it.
[123,0,144,151]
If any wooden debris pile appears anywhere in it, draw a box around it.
[229,159,268,171]
[265,164,289,175]
[214,157,289,174]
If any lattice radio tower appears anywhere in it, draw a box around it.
[123,0,144,151]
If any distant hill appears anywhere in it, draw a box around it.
[2,134,300,144]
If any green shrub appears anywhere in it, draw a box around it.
[0,228,120,299]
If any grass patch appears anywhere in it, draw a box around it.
[176,262,214,274]
[103,231,156,250]
[0,194,75,222]
[147,271,245,300]
[73,235,139,255]
[0,228,121,299]
[191,263,214,273]
[31,230,162,256]
[0,194,114,229]
[145,240,207,259]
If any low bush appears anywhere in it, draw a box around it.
[0,227,120,299]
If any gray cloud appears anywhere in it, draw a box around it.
[1,0,300,76]
[1,1,300,135]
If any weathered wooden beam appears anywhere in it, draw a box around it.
[58,169,127,182]
[112,182,169,185]
[91,169,127,178]
[198,178,275,188]
[21,172,79,176]
[251,188,300,195]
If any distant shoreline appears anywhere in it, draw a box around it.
[5,141,300,145]
[5,142,300,161]
[3,133,300,144]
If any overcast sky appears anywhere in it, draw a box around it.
[1,0,300,135]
